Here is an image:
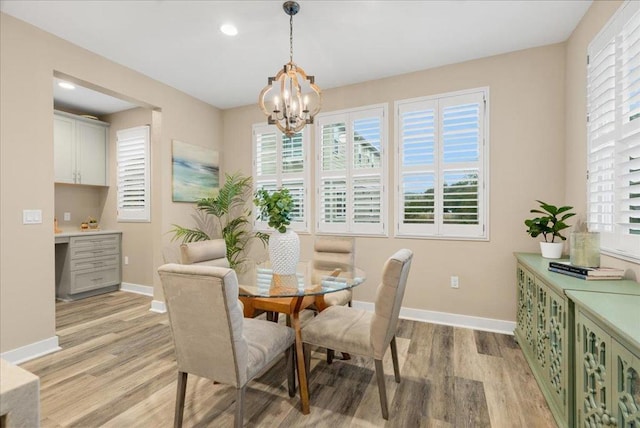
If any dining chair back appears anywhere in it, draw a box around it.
[312,236,355,308]
[179,239,229,267]
[158,263,296,428]
[371,248,413,360]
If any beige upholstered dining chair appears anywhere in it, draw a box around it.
[158,263,297,428]
[312,236,355,307]
[179,239,229,267]
[302,249,413,420]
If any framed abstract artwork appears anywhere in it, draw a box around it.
[172,140,219,202]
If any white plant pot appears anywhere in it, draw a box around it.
[268,228,300,275]
[540,241,564,259]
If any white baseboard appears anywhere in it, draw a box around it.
[120,282,154,297]
[352,301,515,335]
[1,336,61,365]
[120,282,164,313]
[150,300,166,313]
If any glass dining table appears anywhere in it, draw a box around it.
[237,261,366,415]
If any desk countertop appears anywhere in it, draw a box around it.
[55,230,121,244]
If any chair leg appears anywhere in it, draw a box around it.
[235,386,245,428]
[390,336,401,383]
[266,311,279,323]
[286,345,296,397]
[174,372,188,428]
[326,348,334,364]
[374,359,389,420]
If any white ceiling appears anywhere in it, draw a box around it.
[2,0,592,113]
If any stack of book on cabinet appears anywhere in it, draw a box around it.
[548,261,625,280]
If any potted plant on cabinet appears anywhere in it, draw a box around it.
[254,187,298,275]
[524,200,575,259]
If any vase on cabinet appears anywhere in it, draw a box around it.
[268,228,300,275]
[540,242,563,259]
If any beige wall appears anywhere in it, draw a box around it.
[564,0,640,281]
[0,13,222,353]
[101,108,155,287]
[54,184,108,231]
[225,43,567,322]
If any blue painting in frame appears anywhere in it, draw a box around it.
[172,140,219,202]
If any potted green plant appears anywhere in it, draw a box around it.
[170,172,268,270]
[524,200,575,259]
[254,188,299,275]
[87,216,99,229]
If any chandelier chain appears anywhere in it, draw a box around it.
[289,13,294,63]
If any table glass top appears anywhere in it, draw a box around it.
[238,261,365,298]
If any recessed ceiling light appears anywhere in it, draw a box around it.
[58,82,76,90]
[220,23,238,36]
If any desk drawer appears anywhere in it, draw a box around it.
[70,265,120,294]
[70,254,119,272]
[70,234,120,259]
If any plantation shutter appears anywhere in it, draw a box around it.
[396,89,487,239]
[587,0,640,259]
[253,124,308,232]
[316,106,387,235]
[439,92,484,237]
[397,100,438,236]
[117,126,150,222]
[318,116,348,232]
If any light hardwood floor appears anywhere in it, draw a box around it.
[21,291,556,427]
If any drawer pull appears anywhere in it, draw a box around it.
[92,277,104,282]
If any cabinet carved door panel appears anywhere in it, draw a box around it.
[577,312,615,426]
[536,280,548,369]
[525,269,536,351]
[612,339,640,427]
[547,286,567,412]
[516,265,527,340]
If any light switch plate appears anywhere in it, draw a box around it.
[64,212,71,221]
[23,209,43,224]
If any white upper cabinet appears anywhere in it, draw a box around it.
[54,111,109,186]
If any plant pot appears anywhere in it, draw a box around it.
[268,228,300,275]
[540,242,564,259]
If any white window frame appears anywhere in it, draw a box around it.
[116,125,150,222]
[587,0,640,262]
[252,124,310,233]
[315,104,388,236]
[395,87,489,240]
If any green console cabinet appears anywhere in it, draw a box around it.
[514,253,640,428]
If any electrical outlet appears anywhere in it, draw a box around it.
[64,212,71,221]
[450,276,459,289]
[124,256,129,265]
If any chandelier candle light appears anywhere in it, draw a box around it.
[258,1,321,136]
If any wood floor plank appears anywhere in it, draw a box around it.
[19,291,556,427]
[453,377,492,427]
[474,330,503,357]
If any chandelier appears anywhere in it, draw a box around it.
[258,1,321,137]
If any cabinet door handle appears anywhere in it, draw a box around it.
[77,171,81,183]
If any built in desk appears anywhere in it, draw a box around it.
[55,230,122,300]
